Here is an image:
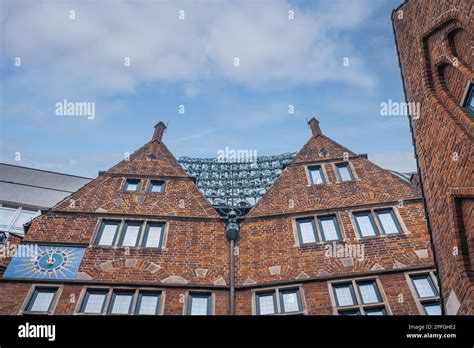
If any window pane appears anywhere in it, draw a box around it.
[189,295,210,315]
[137,294,160,315]
[98,222,118,246]
[319,216,340,241]
[423,302,441,315]
[257,293,276,315]
[354,213,377,237]
[144,224,163,248]
[412,275,438,298]
[337,163,353,181]
[334,284,356,306]
[357,281,380,304]
[281,291,300,313]
[297,219,316,244]
[110,293,133,314]
[121,223,141,247]
[83,292,107,313]
[0,207,17,227]
[125,179,139,191]
[309,166,324,185]
[12,210,38,229]
[365,307,386,315]
[29,290,55,312]
[150,181,164,192]
[376,210,400,234]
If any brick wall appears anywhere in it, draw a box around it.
[392,0,473,314]
[0,118,437,315]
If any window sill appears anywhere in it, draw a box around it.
[334,179,358,184]
[90,245,166,252]
[22,311,54,315]
[355,233,407,241]
[297,239,346,248]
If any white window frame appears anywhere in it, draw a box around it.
[294,213,345,246]
[252,285,307,316]
[305,164,328,186]
[21,284,63,315]
[333,161,357,182]
[328,276,391,315]
[183,291,215,316]
[75,286,165,315]
[405,270,441,315]
[350,206,408,239]
[93,218,168,250]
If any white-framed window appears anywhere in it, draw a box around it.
[335,162,355,182]
[407,271,441,315]
[135,292,161,315]
[330,278,389,315]
[78,288,163,315]
[296,218,317,244]
[108,291,134,315]
[352,208,404,238]
[94,220,121,246]
[255,287,304,315]
[374,209,402,234]
[142,222,165,248]
[93,220,166,249]
[308,165,326,185]
[24,287,59,314]
[80,289,108,314]
[0,206,40,235]
[118,222,142,247]
[318,215,342,241]
[148,180,165,193]
[296,214,343,245]
[187,292,212,315]
[123,178,141,192]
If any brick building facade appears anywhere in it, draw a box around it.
[392,0,473,315]
[0,118,440,316]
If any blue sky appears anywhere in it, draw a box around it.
[0,0,415,178]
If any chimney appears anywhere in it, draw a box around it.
[308,117,322,137]
[153,121,167,142]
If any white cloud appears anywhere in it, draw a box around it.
[2,0,382,98]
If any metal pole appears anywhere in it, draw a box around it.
[229,238,235,315]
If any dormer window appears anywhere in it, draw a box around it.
[148,180,165,193]
[123,179,140,192]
